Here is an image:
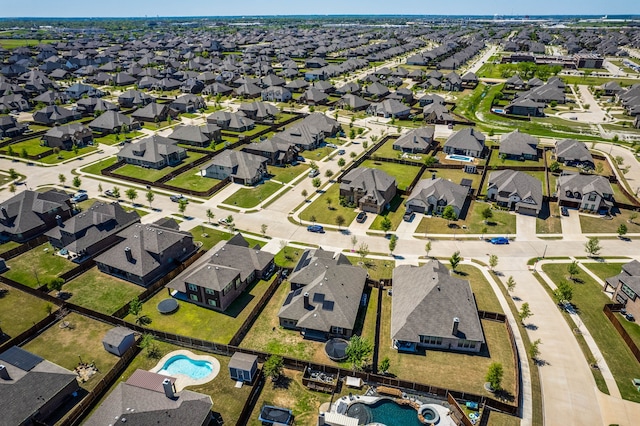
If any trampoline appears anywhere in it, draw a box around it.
[157,298,179,314]
[325,338,349,362]
[258,405,293,425]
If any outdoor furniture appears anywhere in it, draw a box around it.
[465,401,479,410]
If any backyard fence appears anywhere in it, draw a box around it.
[0,235,48,260]
[603,304,640,364]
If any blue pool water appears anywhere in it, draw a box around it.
[493,108,505,113]
[346,400,424,425]
[445,154,473,162]
[158,355,213,379]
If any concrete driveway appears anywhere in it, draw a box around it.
[560,209,584,240]
[516,213,537,241]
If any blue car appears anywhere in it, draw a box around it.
[490,237,509,245]
[307,225,325,233]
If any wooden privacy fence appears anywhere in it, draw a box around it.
[603,304,640,364]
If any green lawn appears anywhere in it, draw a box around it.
[488,153,541,168]
[360,160,421,191]
[39,145,98,164]
[23,313,120,391]
[142,120,176,131]
[81,156,118,175]
[3,243,76,288]
[347,257,395,282]
[114,152,205,182]
[165,170,221,192]
[274,245,305,269]
[126,275,277,344]
[0,285,54,338]
[369,195,406,232]
[583,262,624,282]
[416,201,517,236]
[300,146,333,161]
[0,39,57,49]
[225,124,270,138]
[190,227,234,251]
[580,212,640,234]
[0,240,21,255]
[374,138,404,159]
[361,287,380,344]
[268,164,309,183]
[427,168,483,190]
[299,183,358,226]
[5,137,50,156]
[222,181,282,208]
[542,263,640,402]
[61,268,144,315]
[617,314,640,354]
[94,131,144,146]
[454,264,503,313]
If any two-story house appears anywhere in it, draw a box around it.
[339,167,397,214]
[607,260,640,321]
[486,169,543,216]
[557,173,614,213]
[555,139,594,170]
[202,150,268,186]
[42,123,93,151]
[117,135,187,169]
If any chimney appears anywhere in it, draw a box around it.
[162,378,176,399]
[55,214,63,226]
[452,317,460,336]
[303,292,310,309]
[0,365,10,380]
[1,206,7,219]
[432,172,436,180]
[124,247,133,262]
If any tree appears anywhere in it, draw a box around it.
[630,212,638,225]
[146,190,154,208]
[424,155,437,167]
[73,144,79,156]
[389,234,398,255]
[98,183,103,193]
[178,198,188,217]
[450,251,462,272]
[380,216,392,234]
[8,168,18,180]
[261,223,268,236]
[519,302,533,323]
[486,362,504,392]
[595,162,604,175]
[206,208,215,223]
[553,280,573,304]
[9,183,16,193]
[128,296,143,319]
[338,157,346,168]
[351,235,358,251]
[335,214,345,229]
[312,177,321,191]
[529,339,542,361]
[424,241,432,258]
[442,205,457,226]
[72,176,81,189]
[21,148,28,159]
[325,169,334,178]
[379,356,391,374]
[139,333,161,359]
[58,174,66,186]
[357,242,369,266]
[48,277,64,296]
[263,355,284,381]
[549,161,561,173]
[489,254,498,272]
[567,261,580,281]
[481,206,493,224]
[301,189,308,200]
[506,276,516,292]
[309,161,319,171]
[125,188,138,205]
[618,223,628,238]
[346,335,373,371]
[112,186,120,199]
[584,236,601,257]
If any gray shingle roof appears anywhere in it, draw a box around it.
[102,327,135,347]
[444,128,486,153]
[555,139,593,164]
[487,169,543,210]
[340,167,396,207]
[0,189,72,237]
[406,177,468,213]
[88,110,135,132]
[394,127,434,151]
[498,130,538,157]
[118,135,186,165]
[204,150,267,181]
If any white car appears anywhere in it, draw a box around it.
[308,169,319,178]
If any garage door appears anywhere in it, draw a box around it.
[408,204,425,214]
[518,207,537,216]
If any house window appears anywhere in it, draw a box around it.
[588,193,597,202]
[622,284,637,301]
[457,340,476,349]
[205,288,216,295]
[188,283,198,292]
[331,326,345,335]
[189,294,199,302]
[419,335,443,345]
[207,299,217,307]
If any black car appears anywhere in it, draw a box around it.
[170,194,187,203]
[561,206,569,216]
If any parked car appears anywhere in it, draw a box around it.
[308,169,319,178]
[356,211,367,223]
[326,143,338,148]
[71,192,88,203]
[625,313,635,322]
[307,225,325,233]
[561,206,569,216]
[104,189,116,197]
[490,237,509,245]
[403,211,416,222]
[218,217,233,226]
[170,194,187,203]
[338,149,345,155]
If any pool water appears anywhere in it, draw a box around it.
[445,154,473,162]
[346,400,424,425]
[158,355,213,379]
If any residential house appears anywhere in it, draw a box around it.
[339,167,397,214]
[118,90,153,108]
[405,176,469,216]
[207,111,255,132]
[76,98,118,115]
[228,352,258,384]
[46,201,140,261]
[262,86,292,102]
[461,71,479,87]
[555,139,594,169]
[271,123,323,152]
[418,94,445,107]
[504,98,546,118]
[95,221,198,287]
[336,94,370,111]
[0,189,73,242]
[0,94,30,112]
[42,123,93,151]
[243,139,298,166]
[131,102,176,123]
[88,111,139,134]
[202,150,268,185]
[391,261,485,353]
[167,234,274,312]
[65,82,103,100]
[557,173,614,213]
[168,124,221,147]
[239,101,279,122]
[423,103,454,124]
[443,128,486,158]
[299,88,329,105]
[505,74,526,90]
[117,135,187,169]
[442,72,463,91]
[0,115,26,138]
[84,369,212,426]
[367,99,411,119]
[170,94,205,113]
[234,82,262,98]
[392,127,434,154]
[363,82,390,99]
[601,81,623,96]
[32,105,80,125]
[0,346,80,426]
[278,248,367,340]
[486,170,543,216]
[102,327,136,357]
[498,130,539,160]
[606,260,640,320]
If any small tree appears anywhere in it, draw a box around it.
[379,356,391,374]
[380,216,392,234]
[126,188,138,205]
[486,362,503,392]
[48,277,64,296]
[506,276,516,292]
[549,161,561,173]
[335,214,345,229]
[584,236,601,257]
[519,302,533,323]
[442,205,457,226]
[489,254,499,272]
[263,355,284,381]
[309,161,319,171]
[128,296,143,319]
[424,155,437,167]
[357,242,369,266]
[72,176,81,189]
[337,157,346,168]
[112,186,120,199]
[139,333,161,359]
[389,234,398,255]
[618,223,628,238]
[326,197,333,210]
[98,183,103,193]
[312,177,321,191]
[346,335,373,372]
[351,235,358,251]
[8,168,18,180]
[630,212,638,225]
[424,241,432,258]
[301,189,308,200]
[567,261,580,281]
[58,174,66,186]
[481,206,493,224]
[529,339,542,361]
[325,169,334,178]
[178,198,188,217]
[206,208,214,223]
[146,190,154,208]
[450,250,461,272]
[553,280,574,305]
[9,183,15,193]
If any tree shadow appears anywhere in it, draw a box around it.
[453,270,468,277]
[272,374,292,390]
[534,358,550,367]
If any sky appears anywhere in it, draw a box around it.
[1,0,639,18]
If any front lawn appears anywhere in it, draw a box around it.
[360,159,422,191]
[0,285,54,338]
[190,226,234,251]
[3,243,76,288]
[415,201,517,236]
[454,264,503,313]
[114,152,206,182]
[61,267,144,315]
[582,262,624,282]
[542,263,640,402]
[536,202,562,234]
[222,181,282,208]
[165,170,221,192]
[580,211,640,234]
[299,183,358,226]
[426,168,483,191]
[346,257,395,282]
[300,146,333,161]
[126,275,277,344]
[81,156,118,175]
[274,245,305,269]
[23,313,120,391]
[369,195,406,232]
[4,137,50,156]
[268,164,309,183]
[94,131,144,145]
[39,145,98,164]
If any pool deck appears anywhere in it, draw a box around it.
[150,349,220,391]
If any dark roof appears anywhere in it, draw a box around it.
[0,346,43,371]
[0,189,72,237]
[102,327,135,347]
[229,352,258,371]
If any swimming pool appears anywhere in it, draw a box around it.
[346,399,425,425]
[493,108,505,113]
[445,154,474,163]
[158,355,213,380]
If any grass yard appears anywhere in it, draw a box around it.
[268,164,309,183]
[115,340,252,425]
[223,181,282,208]
[23,313,120,391]
[0,285,54,338]
[454,264,504,313]
[360,160,421,191]
[536,202,562,234]
[300,146,333,161]
[274,245,305,269]
[81,156,118,175]
[0,39,57,49]
[190,226,234,251]
[0,240,21,254]
[579,211,640,234]
[94,131,144,145]
[165,170,221,192]
[346,257,395,282]
[39,145,98,164]
[377,290,517,399]
[225,124,270,138]
[3,243,76,288]
[114,152,205,182]
[582,262,624,282]
[361,287,380,344]
[373,137,403,159]
[415,201,517,236]
[541,263,640,402]
[61,267,144,315]
[488,153,541,168]
[142,120,176,131]
[427,168,482,190]
[616,314,640,353]
[5,137,51,156]
[299,183,358,226]
[126,275,277,344]
[369,195,406,232]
